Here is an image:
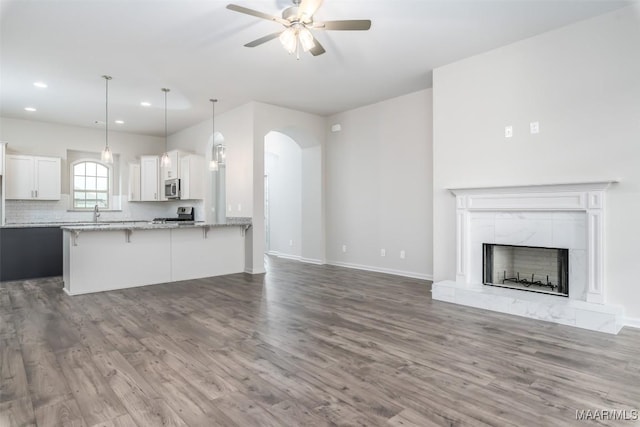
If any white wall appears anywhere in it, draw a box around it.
[168,103,255,222]
[169,101,326,273]
[252,102,327,271]
[0,117,184,222]
[264,131,302,259]
[433,6,640,319]
[325,89,433,279]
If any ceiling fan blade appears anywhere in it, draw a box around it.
[314,20,372,31]
[244,32,283,47]
[309,37,326,56]
[226,4,289,26]
[297,0,323,21]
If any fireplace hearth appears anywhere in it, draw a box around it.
[483,244,569,297]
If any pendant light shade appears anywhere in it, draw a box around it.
[209,98,220,171]
[161,88,171,167]
[101,75,113,164]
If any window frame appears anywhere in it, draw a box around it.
[70,159,113,210]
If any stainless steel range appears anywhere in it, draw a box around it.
[153,206,195,224]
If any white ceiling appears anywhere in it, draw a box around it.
[0,0,634,137]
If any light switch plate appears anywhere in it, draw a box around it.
[530,122,539,134]
[505,126,513,138]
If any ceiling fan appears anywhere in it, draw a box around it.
[226,0,371,58]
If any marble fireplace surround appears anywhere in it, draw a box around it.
[432,181,625,334]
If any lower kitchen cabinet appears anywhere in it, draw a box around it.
[0,227,63,281]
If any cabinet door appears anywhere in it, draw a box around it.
[5,155,34,199]
[129,164,141,201]
[140,156,159,201]
[0,143,5,175]
[180,155,205,200]
[34,157,61,200]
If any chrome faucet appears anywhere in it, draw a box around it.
[93,204,101,223]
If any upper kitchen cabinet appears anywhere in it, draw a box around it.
[0,142,6,175]
[5,154,61,200]
[140,155,159,201]
[179,154,205,200]
[128,163,141,202]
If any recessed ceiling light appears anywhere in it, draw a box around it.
[24,107,37,112]
[114,120,125,124]
[33,81,48,88]
[140,101,151,107]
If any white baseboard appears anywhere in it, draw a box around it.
[326,260,433,281]
[266,251,319,263]
[300,257,324,265]
[624,317,640,329]
[276,253,301,261]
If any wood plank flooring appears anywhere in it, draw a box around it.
[1,256,639,426]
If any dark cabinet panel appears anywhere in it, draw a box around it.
[0,227,63,281]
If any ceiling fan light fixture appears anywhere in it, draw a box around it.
[279,27,297,54]
[298,27,315,51]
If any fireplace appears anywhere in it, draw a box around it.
[431,181,625,334]
[483,244,569,297]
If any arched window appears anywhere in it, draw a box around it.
[72,160,110,209]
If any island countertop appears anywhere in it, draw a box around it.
[60,217,251,232]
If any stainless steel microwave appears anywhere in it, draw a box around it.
[164,178,180,199]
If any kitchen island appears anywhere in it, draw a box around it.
[61,218,251,295]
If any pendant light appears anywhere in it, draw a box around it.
[209,98,221,171]
[101,75,113,164]
[160,88,171,167]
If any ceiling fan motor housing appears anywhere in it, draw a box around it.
[282,6,301,23]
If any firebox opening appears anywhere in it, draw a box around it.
[483,243,569,297]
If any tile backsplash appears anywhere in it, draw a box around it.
[5,195,204,224]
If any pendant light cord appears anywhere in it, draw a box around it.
[102,75,112,149]
[210,98,218,159]
[162,88,170,152]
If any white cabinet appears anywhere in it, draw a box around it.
[128,163,141,201]
[132,151,204,202]
[179,154,205,200]
[5,154,61,200]
[140,155,159,201]
[0,142,5,175]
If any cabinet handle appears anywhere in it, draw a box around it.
[35,190,38,198]
[154,193,157,200]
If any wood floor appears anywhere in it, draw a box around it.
[1,256,639,426]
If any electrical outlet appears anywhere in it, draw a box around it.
[342,244,347,253]
[380,249,386,257]
[237,203,242,211]
[228,205,232,211]
[289,240,293,247]
[530,122,539,134]
[505,126,513,138]
[400,250,406,259]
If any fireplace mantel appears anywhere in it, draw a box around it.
[447,181,617,195]
[432,180,624,334]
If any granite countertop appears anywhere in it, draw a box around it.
[60,217,252,232]
[2,217,252,230]
[1,220,149,229]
